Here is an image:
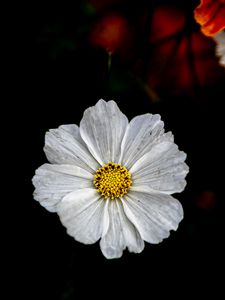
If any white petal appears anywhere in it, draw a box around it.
[213,32,225,68]
[122,191,183,244]
[58,124,85,144]
[130,138,188,194]
[32,164,93,212]
[58,188,109,244]
[44,124,100,172]
[100,199,125,259]
[100,200,144,259]
[80,99,128,165]
[119,114,165,169]
[116,200,145,254]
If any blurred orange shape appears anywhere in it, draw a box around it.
[90,13,131,54]
[194,0,225,36]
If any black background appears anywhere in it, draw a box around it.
[15,0,224,299]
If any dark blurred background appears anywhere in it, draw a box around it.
[16,0,224,299]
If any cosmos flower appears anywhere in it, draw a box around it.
[32,100,189,259]
[213,31,225,67]
[194,0,225,36]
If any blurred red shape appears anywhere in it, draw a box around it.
[194,0,225,36]
[147,5,224,95]
[90,13,131,54]
[149,5,186,43]
[195,191,216,210]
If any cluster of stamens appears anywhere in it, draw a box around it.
[94,162,132,199]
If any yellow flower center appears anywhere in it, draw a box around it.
[94,162,132,199]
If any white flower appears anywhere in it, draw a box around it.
[213,31,225,68]
[32,99,189,259]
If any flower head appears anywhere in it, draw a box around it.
[32,100,189,259]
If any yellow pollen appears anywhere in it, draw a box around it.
[94,162,132,200]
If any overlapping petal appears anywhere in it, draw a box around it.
[100,199,144,258]
[119,114,165,169]
[80,99,128,165]
[122,191,183,244]
[44,124,100,173]
[32,164,92,212]
[129,136,188,194]
[58,188,109,244]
